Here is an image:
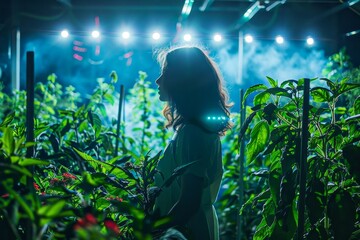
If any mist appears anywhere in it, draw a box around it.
[215,40,327,88]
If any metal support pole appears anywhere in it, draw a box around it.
[237,31,244,85]
[26,51,35,158]
[297,78,310,239]
[10,30,21,91]
[25,51,35,240]
[114,84,125,157]
[237,89,246,240]
[10,0,20,91]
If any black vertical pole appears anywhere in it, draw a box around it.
[26,51,35,240]
[114,84,125,157]
[26,51,35,158]
[237,89,246,240]
[297,78,310,239]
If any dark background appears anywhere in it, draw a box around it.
[0,0,359,104]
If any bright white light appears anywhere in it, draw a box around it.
[91,30,100,38]
[244,9,252,18]
[60,30,69,38]
[213,34,222,42]
[244,34,253,43]
[306,37,314,46]
[152,32,161,40]
[275,35,284,44]
[183,33,192,42]
[122,31,130,39]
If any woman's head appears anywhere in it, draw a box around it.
[156,46,232,135]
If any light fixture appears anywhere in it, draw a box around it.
[306,37,314,46]
[183,33,192,42]
[91,30,100,38]
[122,31,130,39]
[152,32,161,40]
[213,34,222,42]
[275,35,284,44]
[60,30,69,38]
[244,34,253,43]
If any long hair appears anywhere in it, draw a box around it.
[157,46,232,135]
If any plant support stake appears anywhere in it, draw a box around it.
[26,51,34,158]
[297,78,310,239]
[114,84,125,157]
[26,51,35,240]
[237,89,246,240]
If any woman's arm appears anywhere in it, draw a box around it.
[165,173,204,227]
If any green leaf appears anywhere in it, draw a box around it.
[0,112,15,127]
[337,83,360,97]
[254,92,271,106]
[97,103,107,116]
[353,96,360,115]
[335,107,347,115]
[110,71,118,83]
[327,189,356,240]
[47,73,57,83]
[280,79,297,88]
[246,120,270,164]
[0,163,32,176]
[38,200,66,218]
[3,127,15,155]
[320,78,336,92]
[17,158,49,167]
[306,178,325,225]
[104,93,115,105]
[73,148,128,179]
[269,170,281,206]
[3,184,34,220]
[311,87,332,102]
[265,87,291,98]
[243,84,268,104]
[266,76,278,88]
[253,217,272,240]
[83,172,107,187]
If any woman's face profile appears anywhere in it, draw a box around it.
[155,71,170,102]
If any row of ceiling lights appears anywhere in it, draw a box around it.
[60,29,316,46]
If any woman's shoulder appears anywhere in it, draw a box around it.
[178,123,218,141]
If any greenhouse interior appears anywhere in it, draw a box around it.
[0,0,360,239]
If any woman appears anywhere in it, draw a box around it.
[154,46,232,240]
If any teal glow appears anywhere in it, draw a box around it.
[181,0,195,16]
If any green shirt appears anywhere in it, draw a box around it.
[154,123,223,240]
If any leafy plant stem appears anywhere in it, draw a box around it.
[276,112,297,129]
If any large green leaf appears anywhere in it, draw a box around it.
[243,84,268,104]
[246,120,270,164]
[305,178,325,225]
[18,157,50,167]
[254,92,271,106]
[73,148,128,179]
[327,189,356,240]
[337,83,360,97]
[311,87,332,102]
[2,127,15,156]
[265,87,291,98]
[38,200,66,218]
[38,200,66,226]
[253,217,272,240]
[3,184,34,220]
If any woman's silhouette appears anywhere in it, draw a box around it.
[154,46,232,240]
